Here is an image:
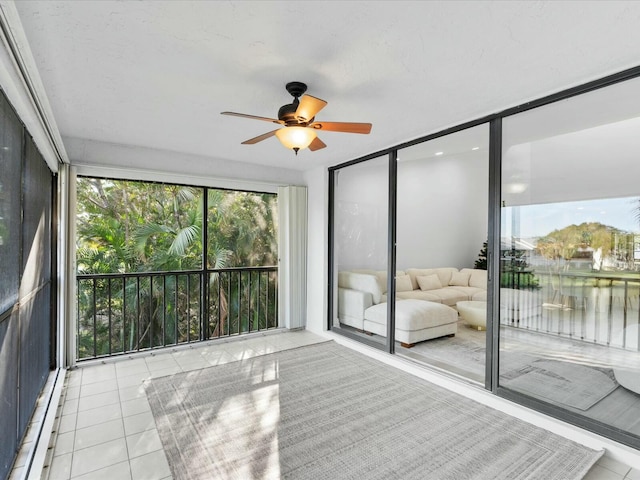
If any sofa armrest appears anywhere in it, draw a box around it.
[338,271,384,304]
[338,287,373,321]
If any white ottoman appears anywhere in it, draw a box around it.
[457,300,487,330]
[363,299,458,348]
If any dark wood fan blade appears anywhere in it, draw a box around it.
[241,129,279,144]
[295,95,327,122]
[221,111,283,124]
[308,136,327,151]
[308,121,372,134]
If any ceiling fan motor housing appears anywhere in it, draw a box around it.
[278,103,300,125]
[279,82,308,125]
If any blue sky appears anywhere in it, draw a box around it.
[510,196,640,238]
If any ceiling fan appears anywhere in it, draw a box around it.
[221,81,372,155]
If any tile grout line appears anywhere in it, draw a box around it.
[67,368,82,480]
[48,333,367,479]
[65,368,82,480]
[15,332,306,480]
[68,404,125,477]
[116,379,135,480]
[44,369,79,480]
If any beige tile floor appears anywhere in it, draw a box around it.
[10,329,640,480]
[35,330,325,480]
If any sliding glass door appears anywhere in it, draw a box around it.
[331,155,391,350]
[328,65,640,448]
[498,75,640,443]
[395,125,489,384]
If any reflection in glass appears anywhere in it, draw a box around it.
[394,124,489,384]
[499,76,640,440]
[333,156,388,347]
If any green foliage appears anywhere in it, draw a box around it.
[474,241,487,270]
[536,222,621,261]
[207,189,278,267]
[76,178,278,273]
[499,271,539,289]
[77,180,205,273]
[75,178,279,359]
[500,247,540,290]
[536,221,638,271]
[474,239,539,288]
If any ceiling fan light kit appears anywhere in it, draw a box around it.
[221,82,372,155]
[275,126,317,155]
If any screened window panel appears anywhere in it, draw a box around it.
[207,189,278,268]
[18,284,51,434]
[0,86,54,480]
[0,94,24,315]
[21,135,52,294]
[0,311,19,480]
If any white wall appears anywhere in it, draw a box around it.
[305,148,489,334]
[396,150,488,270]
[330,150,489,272]
[334,158,389,271]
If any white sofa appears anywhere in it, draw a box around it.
[397,267,487,305]
[337,267,541,341]
[337,267,486,333]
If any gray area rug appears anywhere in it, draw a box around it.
[145,341,603,480]
[500,357,618,411]
[406,323,618,410]
[404,325,486,379]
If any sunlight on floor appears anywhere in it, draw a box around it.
[19,330,320,480]
[9,328,638,480]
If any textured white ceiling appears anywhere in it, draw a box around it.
[13,0,640,173]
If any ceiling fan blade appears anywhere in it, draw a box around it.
[241,129,279,145]
[221,111,283,124]
[309,121,372,134]
[308,136,327,152]
[295,95,327,122]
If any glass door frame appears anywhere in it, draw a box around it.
[327,64,640,450]
[327,151,397,354]
[492,71,640,450]
[328,121,495,357]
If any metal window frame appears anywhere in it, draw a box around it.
[71,177,280,361]
[327,63,640,450]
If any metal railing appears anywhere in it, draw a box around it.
[76,266,278,360]
[501,269,640,351]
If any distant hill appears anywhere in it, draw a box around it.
[536,222,629,261]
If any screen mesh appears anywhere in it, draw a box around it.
[0,94,23,315]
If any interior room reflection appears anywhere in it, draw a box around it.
[333,155,389,348]
[334,124,491,384]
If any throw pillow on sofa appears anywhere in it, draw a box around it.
[374,270,406,294]
[396,275,413,292]
[449,270,471,287]
[417,274,442,291]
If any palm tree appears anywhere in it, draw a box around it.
[75,179,278,358]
